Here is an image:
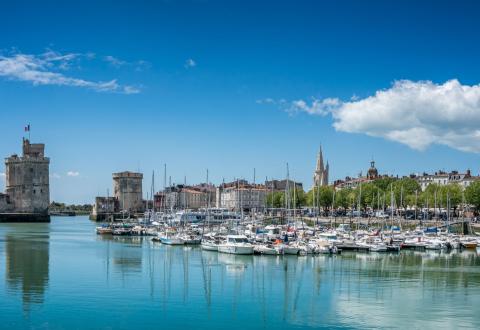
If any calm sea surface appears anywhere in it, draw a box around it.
[1,216,480,329]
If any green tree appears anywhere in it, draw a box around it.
[439,184,462,216]
[373,177,397,191]
[266,192,283,208]
[358,182,381,210]
[333,188,352,209]
[278,188,306,208]
[384,177,421,208]
[318,186,334,209]
[466,181,480,211]
[293,188,307,208]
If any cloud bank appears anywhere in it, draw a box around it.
[0,50,140,94]
[261,79,480,153]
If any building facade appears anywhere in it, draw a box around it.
[90,197,117,220]
[161,184,215,210]
[265,179,303,192]
[413,170,479,191]
[217,180,267,211]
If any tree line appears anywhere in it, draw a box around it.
[266,177,480,213]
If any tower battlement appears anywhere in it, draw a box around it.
[22,138,45,158]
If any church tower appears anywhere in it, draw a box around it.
[313,146,329,187]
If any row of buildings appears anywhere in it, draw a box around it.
[154,179,303,212]
[333,160,480,191]
[316,144,480,192]
[90,146,480,219]
[91,176,305,219]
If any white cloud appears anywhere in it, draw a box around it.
[103,56,150,72]
[0,50,140,94]
[103,55,127,67]
[123,85,141,94]
[332,79,480,152]
[288,97,341,116]
[50,173,61,179]
[257,97,339,115]
[67,171,80,177]
[0,172,5,179]
[263,79,480,153]
[184,58,196,68]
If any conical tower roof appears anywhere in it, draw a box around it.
[316,145,324,172]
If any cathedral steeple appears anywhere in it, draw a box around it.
[316,145,324,173]
[313,145,329,187]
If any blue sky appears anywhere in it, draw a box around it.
[1,0,480,204]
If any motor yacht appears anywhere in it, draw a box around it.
[218,235,254,255]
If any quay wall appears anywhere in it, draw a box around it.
[0,213,50,223]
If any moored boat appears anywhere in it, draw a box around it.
[218,235,254,255]
[96,225,112,235]
[254,243,278,255]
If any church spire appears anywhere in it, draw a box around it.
[313,144,329,187]
[316,145,324,173]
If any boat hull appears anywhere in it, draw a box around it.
[201,243,219,251]
[160,238,184,245]
[254,246,278,255]
[218,245,254,255]
[282,246,300,255]
[462,242,478,249]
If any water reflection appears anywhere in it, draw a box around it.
[1,217,480,329]
[5,231,49,311]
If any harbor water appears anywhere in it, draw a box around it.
[1,216,480,329]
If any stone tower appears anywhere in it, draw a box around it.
[5,139,50,214]
[113,171,144,213]
[367,160,379,179]
[313,146,329,187]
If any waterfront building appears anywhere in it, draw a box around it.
[90,197,117,220]
[217,180,267,212]
[161,183,215,210]
[90,171,144,220]
[265,179,303,192]
[0,138,50,222]
[412,170,479,191]
[313,146,329,187]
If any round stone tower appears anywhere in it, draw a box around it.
[112,171,143,213]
